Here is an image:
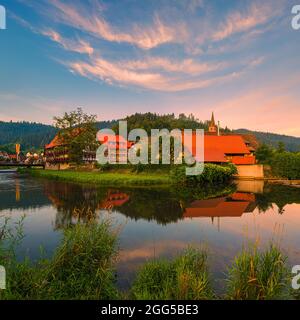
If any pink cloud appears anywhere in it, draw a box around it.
[47,0,186,50]
[41,29,94,55]
[212,2,282,41]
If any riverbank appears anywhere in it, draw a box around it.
[23,169,171,186]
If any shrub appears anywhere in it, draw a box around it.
[131,248,214,300]
[226,245,289,300]
[1,221,119,300]
[271,152,300,179]
[170,163,237,186]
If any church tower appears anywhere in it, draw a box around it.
[208,112,218,134]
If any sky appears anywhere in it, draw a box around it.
[0,0,299,136]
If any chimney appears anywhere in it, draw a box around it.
[217,121,220,136]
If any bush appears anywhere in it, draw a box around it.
[271,152,300,179]
[170,163,237,186]
[226,245,289,300]
[131,248,214,300]
[1,221,119,300]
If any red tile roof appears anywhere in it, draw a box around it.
[45,128,84,150]
[185,133,251,163]
[203,147,228,163]
[204,135,251,155]
[98,134,134,148]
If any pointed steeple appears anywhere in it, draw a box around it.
[210,112,215,127]
[208,112,217,134]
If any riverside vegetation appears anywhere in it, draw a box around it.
[0,216,298,300]
[23,163,237,187]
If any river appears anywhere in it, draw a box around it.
[1,172,300,292]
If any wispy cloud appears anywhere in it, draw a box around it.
[42,0,186,50]
[41,29,94,55]
[212,2,282,41]
[67,55,261,92]
[13,0,285,92]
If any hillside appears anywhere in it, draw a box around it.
[235,129,300,152]
[0,118,299,152]
[0,121,57,152]
[0,120,116,152]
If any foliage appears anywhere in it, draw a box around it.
[226,245,289,300]
[0,121,57,152]
[53,108,99,164]
[271,152,300,179]
[170,163,237,185]
[255,143,274,164]
[1,221,119,300]
[131,248,214,300]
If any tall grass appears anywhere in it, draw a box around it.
[1,221,119,300]
[131,248,214,300]
[225,245,290,300]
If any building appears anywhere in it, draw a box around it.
[97,134,134,163]
[44,128,97,170]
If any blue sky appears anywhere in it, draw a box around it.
[0,0,299,136]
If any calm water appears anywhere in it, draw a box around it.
[1,173,300,291]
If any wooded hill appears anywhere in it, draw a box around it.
[0,114,299,152]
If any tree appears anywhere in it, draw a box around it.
[53,108,98,164]
[255,143,274,164]
[277,142,285,153]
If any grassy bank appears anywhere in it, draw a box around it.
[25,169,171,186]
[0,220,119,300]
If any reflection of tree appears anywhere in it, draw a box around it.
[44,181,106,229]
[256,184,300,214]
[43,180,300,229]
[115,188,184,225]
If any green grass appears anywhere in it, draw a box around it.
[25,169,171,186]
[131,248,214,300]
[1,221,119,300]
[0,215,294,300]
[225,245,290,300]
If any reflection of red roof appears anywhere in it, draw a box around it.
[184,201,249,218]
[99,192,130,209]
[231,192,256,202]
[184,198,250,218]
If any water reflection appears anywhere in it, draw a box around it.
[1,174,300,226]
[1,173,300,290]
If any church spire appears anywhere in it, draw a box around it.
[208,112,217,134]
[210,112,215,127]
